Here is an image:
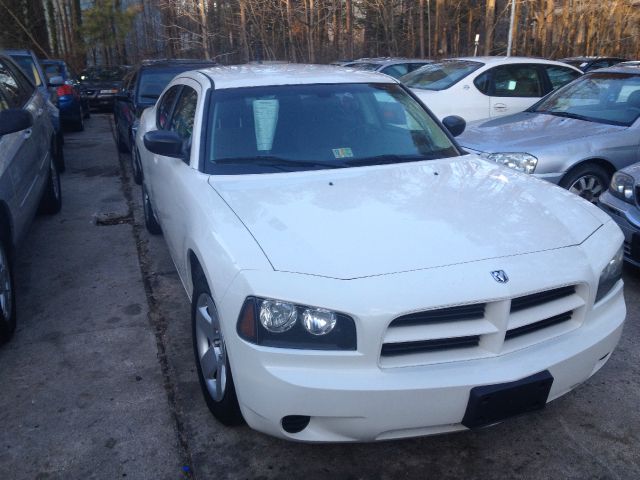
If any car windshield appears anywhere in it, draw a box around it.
[401,60,483,90]
[10,55,43,86]
[206,83,459,175]
[348,63,379,71]
[532,72,640,127]
[137,69,188,104]
[80,67,127,82]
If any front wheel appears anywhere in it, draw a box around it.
[559,163,609,203]
[0,236,16,344]
[192,276,243,425]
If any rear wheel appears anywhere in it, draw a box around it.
[142,184,161,235]
[131,144,143,185]
[560,163,609,203]
[39,157,62,215]
[73,108,84,132]
[0,236,16,344]
[116,125,129,153]
[192,274,243,425]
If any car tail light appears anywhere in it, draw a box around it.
[57,84,74,96]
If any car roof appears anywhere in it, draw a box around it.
[139,59,217,69]
[560,56,626,62]
[586,65,640,75]
[349,58,431,65]
[195,64,397,89]
[450,56,578,67]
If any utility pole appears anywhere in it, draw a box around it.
[427,0,432,57]
[507,0,516,56]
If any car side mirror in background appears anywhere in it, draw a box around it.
[115,90,131,101]
[143,130,184,159]
[48,76,64,87]
[0,109,34,136]
[442,115,466,137]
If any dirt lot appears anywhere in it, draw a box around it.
[0,115,638,480]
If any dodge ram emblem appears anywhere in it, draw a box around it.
[491,270,509,283]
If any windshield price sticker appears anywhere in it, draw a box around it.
[253,99,279,151]
[332,147,354,159]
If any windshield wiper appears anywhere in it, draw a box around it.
[344,154,430,166]
[214,156,347,170]
[537,110,591,122]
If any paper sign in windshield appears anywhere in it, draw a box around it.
[253,99,279,151]
[332,147,353,159]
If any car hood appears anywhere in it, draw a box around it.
[459,112,626,153]
[209,156,602,280]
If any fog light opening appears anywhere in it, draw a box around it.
[281,415,310,434]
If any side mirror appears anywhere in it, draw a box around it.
[143,130,184,158]
[115,90,131,101]
[442,115,466,137]
[48,76,64,87]
[0,109,34,136]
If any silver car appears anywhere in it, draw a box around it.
[0,53,62,343]
[599,163,640,266]
[458,65,640,201]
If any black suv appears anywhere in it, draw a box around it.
[114,59,216,183]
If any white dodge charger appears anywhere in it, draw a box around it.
[136,64,625,442]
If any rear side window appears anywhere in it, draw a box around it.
[381,64,410,79]
[545,66,581,90]
[10,55,43,87]
[169,87,198,140]
[157,85,181,129]
[489,65,543,97]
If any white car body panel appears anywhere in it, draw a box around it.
[409,57,582,123]
[137,64,625,442]
[211,156,602,279]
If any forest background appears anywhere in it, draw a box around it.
[1,0,639,71]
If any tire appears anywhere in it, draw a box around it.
[142,184,162,235]
[0,235,16,344]
[559,163,610,203]
[131,144,143,185]
[73,108,85,132]
[116,125,129,153]
[192,273,243,425]
[53,132,65,173]
[39,157,62,215]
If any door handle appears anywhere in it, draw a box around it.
[23,128,33,139]
[493,103,508,112]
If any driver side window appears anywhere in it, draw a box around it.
[157,85,181,130]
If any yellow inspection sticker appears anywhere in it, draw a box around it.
[332,147,353,159]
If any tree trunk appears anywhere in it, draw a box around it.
[483,0,495,55]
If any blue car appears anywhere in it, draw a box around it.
[42,59,88,131]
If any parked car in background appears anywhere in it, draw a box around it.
[79,65,129,111]
[599,163,640,267]
[6,49,65,171]
[402,57,582,122]
[42,59,88,131]
[559,56,628,72]
[137,64,625,442]
[0,53,62,343]
[459,66,640,202]
[114,58,216,184]
[618,61,640,68]
[340,58,432,79]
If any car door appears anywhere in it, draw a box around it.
[150,82,201,280]
[0,59,47,242]
[486,64,546,118]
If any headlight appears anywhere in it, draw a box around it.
[595,245,623,303]
[487,152,538,174]
[237,297,356,350]
[609,172,636,203]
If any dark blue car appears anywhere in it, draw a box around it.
[42,59,88,131]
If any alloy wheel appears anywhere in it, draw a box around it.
[568,174,604,202]
[195,293,227,402]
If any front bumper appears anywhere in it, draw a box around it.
[218,225,625,442]
[598,190,640,266]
